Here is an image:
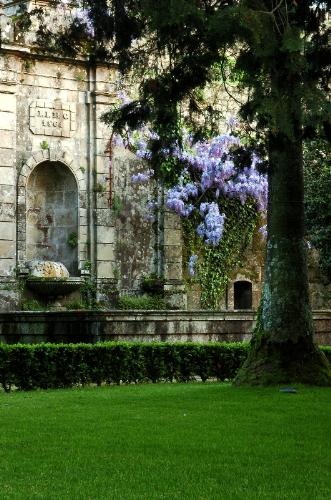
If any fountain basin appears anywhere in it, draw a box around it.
[26,278,83,298]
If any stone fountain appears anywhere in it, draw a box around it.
[25,260,82,308]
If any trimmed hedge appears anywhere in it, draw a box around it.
[0,342,330,392]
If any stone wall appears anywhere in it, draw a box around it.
[0,310,330,345]
[186,226,331,311]
[0,31,160,309]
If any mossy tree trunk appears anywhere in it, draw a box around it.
[235,63,331,386]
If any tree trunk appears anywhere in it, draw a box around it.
[235,68,330,386]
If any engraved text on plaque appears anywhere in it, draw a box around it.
[29,100,76,137]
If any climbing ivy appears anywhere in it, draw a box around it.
[183,198,259,309]
[304,139,331,282]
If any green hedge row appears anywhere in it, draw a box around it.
[0,342,330,392]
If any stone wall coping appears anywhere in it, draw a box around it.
[1,45,117,68]
[0,310,329,344]
[0,309,329,321]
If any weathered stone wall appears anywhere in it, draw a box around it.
[0,41,158,309]
[0,310,330,345]
[186,226,331,311]
[111,149,157,293]
[0,60,16,280]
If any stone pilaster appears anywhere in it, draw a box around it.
[163,210,187,309]
[0,74,17,278]
[92,66,118,281]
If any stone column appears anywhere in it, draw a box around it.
[92,66,118,304]
[0,74,17,278]
[163,210,187,309]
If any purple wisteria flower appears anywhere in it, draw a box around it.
[197,202,226,246]
[188,255,198,276]
[259,224,268,239]
[118,91,131,106]
[166,185,197,217]
[226,115,239,129]
[112,134,125,147]
[223,165,268,211]
[147,200,159,211]
[74,8,95,37]
[117,118,268,248]
[131,169,154,183]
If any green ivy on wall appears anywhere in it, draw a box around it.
[183,198,259,309]
[304,139,331,282]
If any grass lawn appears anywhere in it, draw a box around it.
[0,383,330,499]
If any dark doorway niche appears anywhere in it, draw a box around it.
[234,281,252,309]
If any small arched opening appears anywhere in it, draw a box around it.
[26,161,79,275]
[234,280,253,310]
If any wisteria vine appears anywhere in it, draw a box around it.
[113,118,268,308]
[123,127,267,245]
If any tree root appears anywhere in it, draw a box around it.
[234,335,331,386]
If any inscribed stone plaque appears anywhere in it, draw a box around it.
[29,100,76,137]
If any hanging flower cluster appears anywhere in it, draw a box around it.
[197,202,226,246]
[131,169,154,183]
[188,255,198,276]
[126,129,267,248]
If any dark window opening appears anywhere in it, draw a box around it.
[234,281,252,309]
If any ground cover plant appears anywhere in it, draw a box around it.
[0,383,330,499]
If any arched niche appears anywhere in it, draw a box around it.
[26,161,79,275]
[234,280,253,310]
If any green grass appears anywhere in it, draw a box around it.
[0,383,330,499]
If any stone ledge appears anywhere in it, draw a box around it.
[0,310,329,344]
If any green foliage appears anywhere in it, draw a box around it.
[22,2,330,146]
[117,295,166,310]
[65,301,86,310]
[21,299,45,311]
[158,155,182,187]
[80,277,97,308]
[304,139,331,281]
[82,260,92,271]
[141,273,165,294]
[0,342,247,391]
[67,232,78,249]
[111,194,123,215]
[95,183,106,193]
[40,140,49,150]
[112,264,121,281]
[73,69,85,82]
[22,58,35,73]
[0,341,329,392]
[184,198,259,309]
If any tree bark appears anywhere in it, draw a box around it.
[235,67,331,386]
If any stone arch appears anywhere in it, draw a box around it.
[18,148,80,189]
[233,280,253,310]
[17,148,84,274]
